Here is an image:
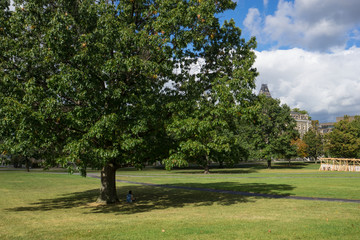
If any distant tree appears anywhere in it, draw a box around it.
[303,128,323,163]
[251,95,299,168]
[291,138,308,163]
[292,108,308,115]
[326,116,360,158]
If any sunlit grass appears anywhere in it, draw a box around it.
[0,164,359,240]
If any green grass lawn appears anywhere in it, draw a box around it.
[0,163,359,239]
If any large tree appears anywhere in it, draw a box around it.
[250,95,299,168]
[165,19,258,173]
[326,116,360,158]
[0,0,239,203]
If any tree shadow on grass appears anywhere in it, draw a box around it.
[267,162,311,170]
[173,169,258,174]
[161,162,311,174]
[240,162,311,170]
[6,182,295,215]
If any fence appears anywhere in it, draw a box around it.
[319,158,360,172]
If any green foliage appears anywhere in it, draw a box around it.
[250,95,299,162]
[0,0,246,201]
[292,108,308,115]
[326,116,360,158]
[165,18,258,172]
[303,128,323,160]
[0,0,240,174]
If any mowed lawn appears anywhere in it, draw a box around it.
[0,163,359,240]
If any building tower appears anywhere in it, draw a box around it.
[258,84,272,98]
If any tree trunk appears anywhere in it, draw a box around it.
[97,163,119,204]
[204,164,210,174]
[204,155,210,174]
[219,161,224,168]
[267,159,272,169]
[25,157,30,172]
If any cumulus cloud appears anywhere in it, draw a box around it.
[244,0,360,52]
[254,47,360,122]
[243,8,262,38]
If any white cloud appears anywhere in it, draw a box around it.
[244,0,360,52]
[243,8,262,39]
[254,47,360,122]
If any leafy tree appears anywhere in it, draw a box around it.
[326,116,360,158]
[251,95,299,168]
[303,128,323,163]
[0,0,240,203]
[291,138,308,164]
[165,19,258,174]
[0,0,55,171]
[292,108,308,115]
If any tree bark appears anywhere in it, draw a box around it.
[267,159,272,169]
[97,163,119,204]
[204,155,210,174]
[25,157,30,172]
[204,164,210,174]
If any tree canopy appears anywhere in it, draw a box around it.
[303,127,323,162]
[326,116,360,158]
[250,95,299,168]
[165,19,258,173]
[0,0,259,202]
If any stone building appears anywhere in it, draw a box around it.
[290,111,312,138]
[336,116,356,122]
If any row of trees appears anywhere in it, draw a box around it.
[0,0,313,203]
[289,116,360,163]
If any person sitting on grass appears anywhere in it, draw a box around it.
[126,190,135,203]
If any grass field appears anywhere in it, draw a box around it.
[0,163,359,239]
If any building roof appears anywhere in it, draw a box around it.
[258,84,272,98]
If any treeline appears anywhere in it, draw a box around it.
[290,116,360,163]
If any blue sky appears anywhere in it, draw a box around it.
[219,0,279,51]
[219,0,360,123]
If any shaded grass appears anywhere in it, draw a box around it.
[0,168,359,240]
[115,176,360,200]
[114,163,360,200]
